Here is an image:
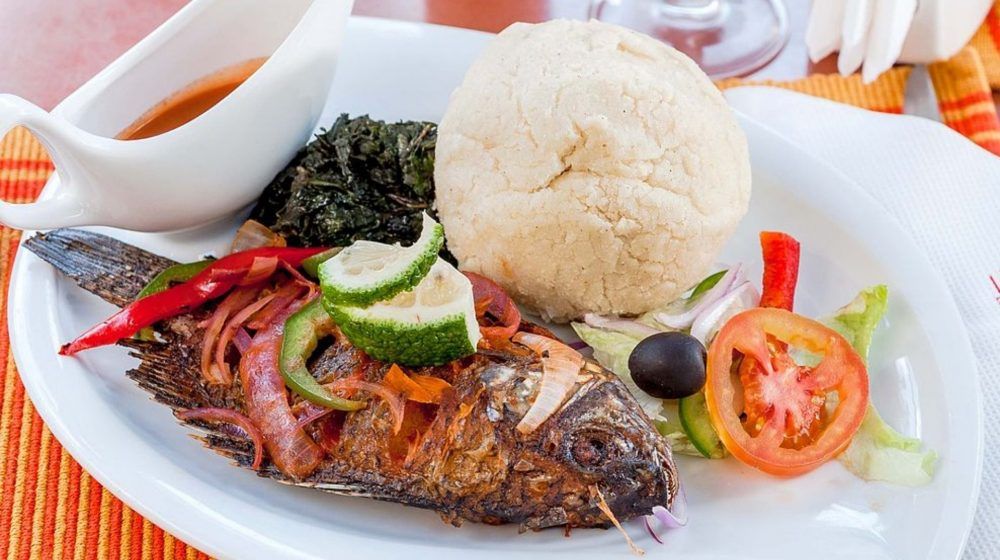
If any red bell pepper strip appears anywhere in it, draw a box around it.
[759,231,800,311]
[463,271,521,345]
[59,246,326,356]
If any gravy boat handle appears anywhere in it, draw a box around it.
[0,94,91,230]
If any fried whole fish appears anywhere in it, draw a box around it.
[25,229,679,530]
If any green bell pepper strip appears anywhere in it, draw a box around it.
[301,248,341,279]
[134,260,214,340]
[280,299,366,411]
[689,269,726,301]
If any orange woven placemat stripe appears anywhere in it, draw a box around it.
[0,127,209,559]
[717,66,911,113]
[1,41,999,560]
[719,47,1000,156]
[929,47,1000,154]
[970,2,1000,89]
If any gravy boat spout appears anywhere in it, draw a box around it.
[0,0,353,232]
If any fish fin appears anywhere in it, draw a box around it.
[121,338,229,410]
[121,338,261,469]
[186,430,261,471]
[123,338,396,499]
[24,229,176,307]
[281,479,378,498]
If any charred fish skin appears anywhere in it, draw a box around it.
[295,347,678,530]
[423,358,677,530]
[24,229,679,529]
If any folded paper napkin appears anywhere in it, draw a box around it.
[1,35,999,560]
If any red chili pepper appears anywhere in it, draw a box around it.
[59,247,325,356]
[463,271,521,345]
[759,231,800,311]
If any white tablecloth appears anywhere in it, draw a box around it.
[726,86,999,559]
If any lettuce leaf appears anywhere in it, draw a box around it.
[571,323,664,418]
[653,415,704,457]
[830,285,937,486]
[839,405,938,486]
[828,284,888,360]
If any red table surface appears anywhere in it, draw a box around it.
[0,0,833,111]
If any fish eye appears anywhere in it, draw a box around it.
[566,429,630,471]
[571,435,608,467]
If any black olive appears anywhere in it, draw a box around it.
[628,332,707,399]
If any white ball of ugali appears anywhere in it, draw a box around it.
[435,19,751,322]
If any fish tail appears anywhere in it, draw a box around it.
[23,229,176,307]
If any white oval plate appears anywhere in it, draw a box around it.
[8,17,981,560]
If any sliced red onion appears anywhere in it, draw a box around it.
[512,332,585,434]
[214,293,277,382]
[654,264,744,330]
[176,407,265,470]
[643,516,664,544]
[294,404,335,431]
[567,340,590,351]
[646,483,688,535]
[583,313,660,339]
[231,219,286,253]
[689,281,760,344]
[239,256,280,286]
[234,328,253,354]
[279,260,319,300]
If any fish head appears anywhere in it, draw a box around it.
[556,374,677,496]
[507,366,679,529]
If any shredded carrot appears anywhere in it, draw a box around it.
[382,365,451,404]
[412,374,453,400]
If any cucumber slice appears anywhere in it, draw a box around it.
[326,259,481,366]
[301,248,341,279]
[679,391,727,459]
[319,213,444,307]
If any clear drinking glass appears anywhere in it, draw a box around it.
[589,0,789,78]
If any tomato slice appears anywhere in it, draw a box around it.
[704,308,869,476]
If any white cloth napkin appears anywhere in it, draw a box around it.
[724,86,999,559]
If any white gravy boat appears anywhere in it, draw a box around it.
[0,0,353,231]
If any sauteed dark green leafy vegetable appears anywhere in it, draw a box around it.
[251,114,439,249]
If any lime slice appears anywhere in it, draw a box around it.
[325,259,481,366]
[319,213,444,307]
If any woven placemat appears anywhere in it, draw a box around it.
[0,130,209,560]
[1,27,998,560]
[720,47,1000,156]
[970,2,1000,89]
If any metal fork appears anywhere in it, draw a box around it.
[903,64,942,122]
